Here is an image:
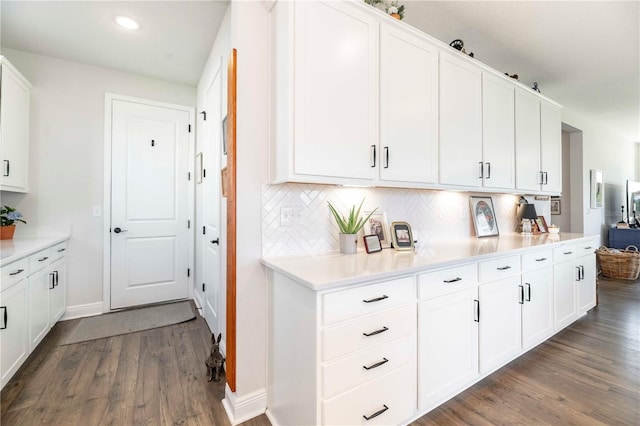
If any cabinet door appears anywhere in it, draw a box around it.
[49,257,66,324]
[379,24,438,184]
[482,73,515,189]
[418,287,478,410]
[478,278,522,374]
[553,262,578,330]
[439,52,482,187]
[522,267,554,350]
[515,88,541,191]
[1,279,29,389]
[577,254,596,313]
[29,268,51,351]
[541,100,562,193]
[0,61,30,193]
[293,1,377,180]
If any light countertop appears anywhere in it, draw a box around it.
[262,232,598,291]
[1,234,71,267]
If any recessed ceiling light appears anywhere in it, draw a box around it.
[115,16,140,31]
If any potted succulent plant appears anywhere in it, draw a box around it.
[0,205,26,240]
[385,1,405,19]
[328,198,377,254]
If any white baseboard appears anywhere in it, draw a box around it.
[60,302,103,320]
[222,384,267,425]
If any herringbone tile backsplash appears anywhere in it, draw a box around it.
[262,183,520,257]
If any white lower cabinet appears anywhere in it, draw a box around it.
[49,256,66,324]
[521,266,554,349]
[576,240,597,313]
[553,245,579,330]
[0,279,29,388]
[28,263,51,351]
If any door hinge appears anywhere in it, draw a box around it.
[188,220,191,229]
[202,226,206,235]
[188,172,191,181]
[200,111,207,121]
[202,283,205,292]
[188,124,192,133]
[203,169,206,178]
[187,268,191,277]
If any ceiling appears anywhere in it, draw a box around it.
[1,1,638,141]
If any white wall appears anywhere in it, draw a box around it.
[1,48,195,311]
[553,131,572,231]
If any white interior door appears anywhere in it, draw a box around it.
[202,64,223,335]
[111,99,191,309]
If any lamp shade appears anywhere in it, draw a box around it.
[522,204,538,220]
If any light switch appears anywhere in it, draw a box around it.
[92,205,102,218]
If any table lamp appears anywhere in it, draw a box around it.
[520,203,538,235]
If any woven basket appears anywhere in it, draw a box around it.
[597,245,640,280]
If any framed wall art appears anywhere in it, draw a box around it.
[590,169,603,208]
[550,199,561,215]
[363,211,390,248]
[470,196,499,237]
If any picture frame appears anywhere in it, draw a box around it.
[363,234,382,254]
[469,196,499,237]
[550,199,561,215]
[590,169,603,208]
[390,221,414,251]
[222,115,228,155]
[363,211,390,248]
[534,216,548,233]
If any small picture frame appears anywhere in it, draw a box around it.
[363,211,390,248]
[363,234,382,254]
[222,115,228,155]
[550,199,561,215]
[390,221,414,251]
[590,169,603,208]
[469,196,499,237]
[534,216,548,233]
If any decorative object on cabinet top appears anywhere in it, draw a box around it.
[449,39,474,58]
[531,82,541,92]
[364,0,405,20]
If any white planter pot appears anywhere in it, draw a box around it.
[339,233,358,254]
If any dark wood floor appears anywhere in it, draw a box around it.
[2,278,638,425]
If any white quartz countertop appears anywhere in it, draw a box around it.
[1,234,71,267]
[262,233,597,291]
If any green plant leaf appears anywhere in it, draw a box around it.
[328,198,378,234]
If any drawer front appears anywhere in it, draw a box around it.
[322,334,415,399]
[418,263,477,300]
[50,241,68,262]
[553,244,577,263]
[322,276,414,326]
[28,248,52,274]
[322,304,415,362]
[1,258,29,292]
[478,255,520,282]
[323,362,416,426]
[577,238,598,256]
[521,249,553,272]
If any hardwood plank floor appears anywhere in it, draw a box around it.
[2,278,638,425]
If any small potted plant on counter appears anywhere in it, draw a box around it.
[328,198,377,254]
[1,205,26,240]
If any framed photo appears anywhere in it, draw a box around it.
[363,211,390,248]
[390,222,414,251]
[363,234,382,253]
[222,115,228,155]
[534,216,548,233]
[469,196,499,237]
[590,169,603,208]
[550,199,561,215]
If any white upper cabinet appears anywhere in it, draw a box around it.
[379,23,438,184]
[0,57,31,193]
[515,88,542,191]
[439,51,483,187]
[270,0,378,184]
[482,73,515,190]
[540,100,562,193]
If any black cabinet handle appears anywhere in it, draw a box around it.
[370,145,376,168]
[9,269,25,276]
[443,277,462,283]
[363,405,389,421]
[544,172,548,185]
[497,266,511,271]
[363,357,389,370]
[519,285,524,304]
[362,326,388,337]
[478,161,484,179]
[211,238,220,245]
[535,258,547,262]
[474,299,480,322]
[539,171,544,185]
[1,306,7,330]
[54,270,59,287]
[584,246,593,250]
[564,251,573,255]
[383,146,389,169]
[39,257,49,262]
[3,160,9,177]
[363,295,388,304]
[49,273,55,289]
[525,283,532,301]
[486,162,491,179]
[57,248,66,253]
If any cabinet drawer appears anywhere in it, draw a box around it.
[322,304,415,362]
[521,249,553,272]
[1,258,28,292]
[323,362,416,426]
[478,255,520,282]
[322,334,415,399]
[322,276,414,326]
[577,238,598,256]
[553,244,577,263]
[28,248,51,274]
[417,263,477,300]
[50,241,68,262]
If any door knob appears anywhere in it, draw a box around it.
[113,227,128,233]
[211,238,220,245]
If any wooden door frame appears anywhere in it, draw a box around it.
[102,93,196,313]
